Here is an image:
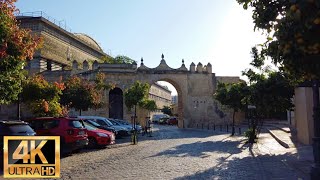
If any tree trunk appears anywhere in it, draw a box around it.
[232,109,236,136]
[79,109,82,116]
[132,105,138,145]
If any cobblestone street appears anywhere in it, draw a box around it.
[55,125,310,180]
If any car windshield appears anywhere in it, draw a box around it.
[109,120,120,125]
[86,119,101,127]
[69,120,84,128]
[84,122,97,131]
[7,124,35,134]
[102,119,113,126]
[117,121,129,125]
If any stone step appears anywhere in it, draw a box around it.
[267,128,296,148]
[265,124,291,133]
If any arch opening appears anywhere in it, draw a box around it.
[109,87,123,119]
[149,79,183,128]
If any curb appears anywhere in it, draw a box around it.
[267,128,290,148]
[267,124,291,133]
[107,142,132,149]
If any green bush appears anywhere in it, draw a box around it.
[244,128,257,143]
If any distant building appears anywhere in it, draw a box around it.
[149,83,172,116]
[16,12,107,74]
[0,12,109,120]
[171,95,178,104]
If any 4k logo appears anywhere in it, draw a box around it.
[3,136,60,178]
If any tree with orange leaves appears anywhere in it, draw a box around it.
[21,75,63,117]
[0,0,41,104]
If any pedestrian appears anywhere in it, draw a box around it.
[143,117,151,136]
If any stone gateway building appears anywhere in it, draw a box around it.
[68,56,242,128]
[0,13,243,129]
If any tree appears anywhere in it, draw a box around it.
[101,55,137,64]
[214,82,248,136]
[240,47,294,142]
[0,0,41,104]
[237,0,320,81]
[21,75,64,117]
[161,105,173,116]
[140,99,157,117]
[60,76,103,115]
[124,81,150,144]
[236,1,320,167]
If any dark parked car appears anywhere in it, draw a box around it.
[83,122,115,148]
[114,119,143,133]
[159,117,170,124]
[26,117,88,153]
[82,118,117,135]
[78,116,129,137]
[0,120,36,172]
[109,119,133,133]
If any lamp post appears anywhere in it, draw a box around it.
[17,66,25,121]
[17,93,21,120]
[311,80,320,179]
[247,105,256,143]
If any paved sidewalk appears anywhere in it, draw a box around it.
[260,123,314,180]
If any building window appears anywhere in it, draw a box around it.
[47,60,52,71]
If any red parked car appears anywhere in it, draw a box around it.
[26,117,89,153]
[168,117,178,125]
[83,122,115,147]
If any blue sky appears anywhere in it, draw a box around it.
[16,0,266,94]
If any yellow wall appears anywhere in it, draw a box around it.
[294,87,315,145]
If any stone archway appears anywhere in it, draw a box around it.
[149,78,184,128]
[73,54,242,128]
[109,87,123,119]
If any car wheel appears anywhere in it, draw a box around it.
[88,137,97,148]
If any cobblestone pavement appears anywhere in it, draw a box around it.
[50,125,307,180]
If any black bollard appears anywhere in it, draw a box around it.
[239,127,241,135]
[227,125,229,132]
[220,125,222,131]
[213,124,216,131]
[202,123,204,129]
[207,124,209,130]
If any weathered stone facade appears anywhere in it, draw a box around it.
[1,14,243,128]
[17,16,107,74]
[61,55,242,129]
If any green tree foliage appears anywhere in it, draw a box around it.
[124,81,150,145]
[240,47,294,142]
[101,55,137,64]
[214,82,248,135]
[0,0,41,104]
[243,47,295,118]
[140,99,158,116]
[21,75,64,117]
[237,0,320,81]
[161,105,173,116]
[247,71,294,119]
[124,81,150,110]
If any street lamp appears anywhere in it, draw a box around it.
[247,105,257,143]
[17,63,25,120]
[311,80,320,179]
